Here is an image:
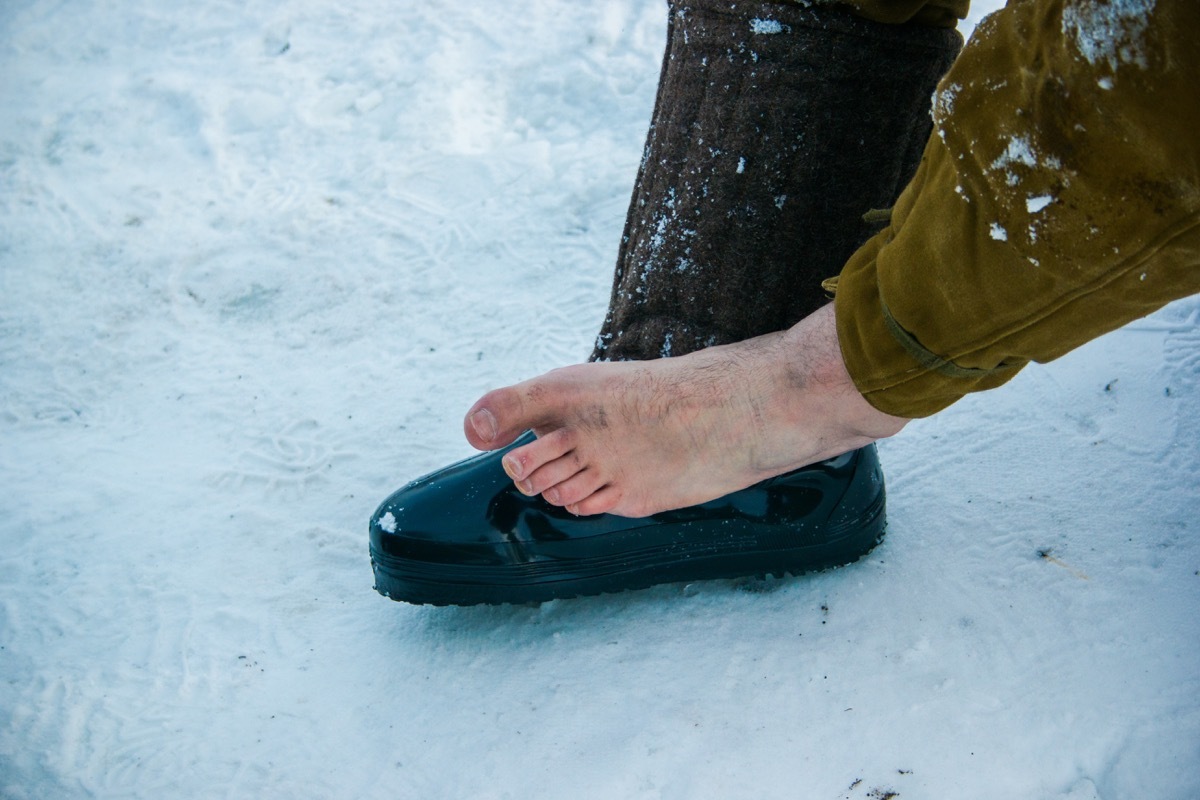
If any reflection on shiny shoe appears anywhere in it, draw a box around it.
[369,433,886,606]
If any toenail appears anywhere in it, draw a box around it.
[470,409,497,443]
[544,488,561,505]
[517,479,533,495]
[502,454,522,480]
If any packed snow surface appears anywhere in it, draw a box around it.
[1,1,1197,798]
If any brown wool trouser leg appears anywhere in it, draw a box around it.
[592,0,962,362]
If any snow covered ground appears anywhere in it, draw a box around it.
[1,1,1197,797]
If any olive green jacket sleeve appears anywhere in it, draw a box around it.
[834,0,1200,418]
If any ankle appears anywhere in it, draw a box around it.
[780,305,909,444]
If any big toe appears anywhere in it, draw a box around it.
[464,383,541,450]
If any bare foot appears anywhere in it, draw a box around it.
[463,303,908,518]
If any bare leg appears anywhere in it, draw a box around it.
[464,304,907,518]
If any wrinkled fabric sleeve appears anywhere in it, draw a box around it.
[834,0,1200,418]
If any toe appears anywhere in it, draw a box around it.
[502,429,574,487]
[566,485,623,517]
[542,468,605,508]
[519,454,585,498]
[464,387,523,450]
[464,376,567,450]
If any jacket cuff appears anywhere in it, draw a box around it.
[834,218,1025,419]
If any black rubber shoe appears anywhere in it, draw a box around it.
[369,435,886,606]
